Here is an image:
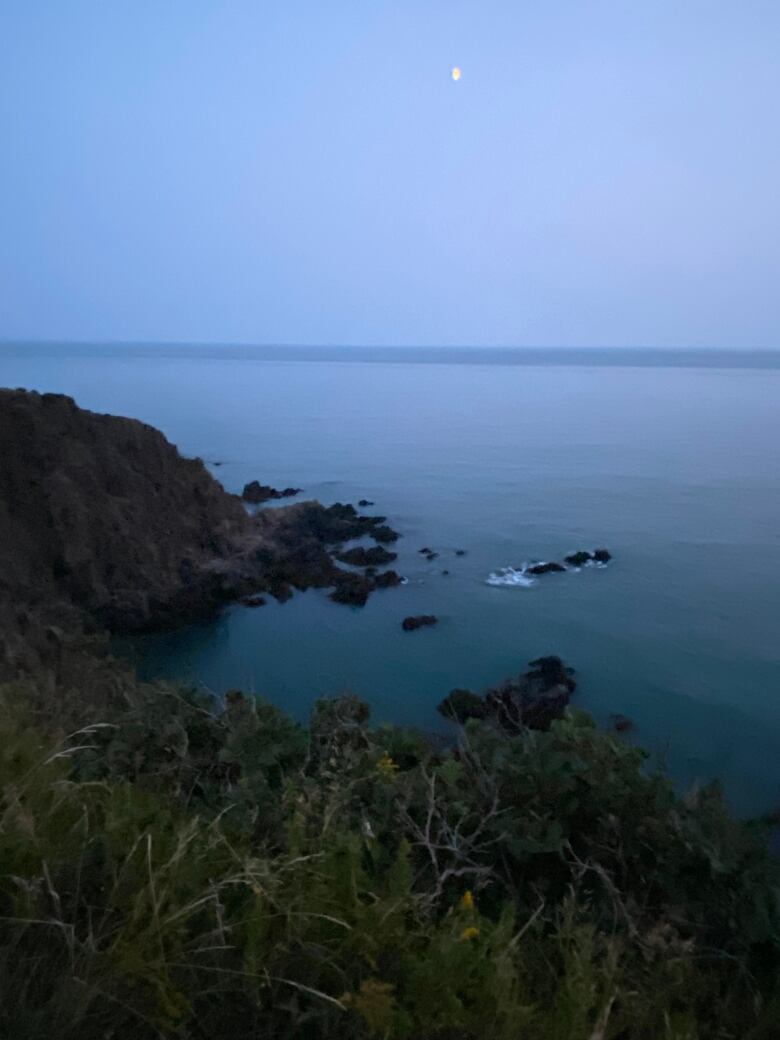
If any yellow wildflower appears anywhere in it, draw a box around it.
[460,926,480,942]
[460,889,475,912]
[341,979,396,1031]
[376,752,399,777]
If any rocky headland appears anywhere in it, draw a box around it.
[0,389,402,678]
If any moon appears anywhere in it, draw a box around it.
[451,67,462,82]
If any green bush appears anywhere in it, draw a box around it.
[0,677,778,1038]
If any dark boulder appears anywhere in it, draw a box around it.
[374,569,403,589]
[358,499,374,507]
[241,481,302,504]
[455,549,467,556]
[242,481,275,503]
[401,614,438,632]
[269,582,294,603]
[438,689,489,723]
[564,551,593,567]
[561,548,612,567]
[610,713,633,733]
[372,524,399,544]
[329,565,404,605]
[526,561,566,575]
[330,571,373,607]
[336,545,397,567]
[437,656,576,732]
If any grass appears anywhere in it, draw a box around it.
[0,667,779,1039]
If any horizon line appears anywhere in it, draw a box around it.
[2,339,780,353]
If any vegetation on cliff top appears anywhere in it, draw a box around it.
[1,661,779,1039]
[2,390,779,1037]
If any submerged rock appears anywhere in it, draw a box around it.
[455,549,467,556]
[610,713,633,733]
[402,614,438,632]
[358,499,374,507]
[438,655,576,732]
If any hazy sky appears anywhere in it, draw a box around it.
[1,1,778,348]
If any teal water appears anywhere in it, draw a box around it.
[2,344,779,814]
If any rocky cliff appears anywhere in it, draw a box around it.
[0,389,399,678]
[0,389,261,630]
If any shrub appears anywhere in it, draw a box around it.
[0,678,778,1038]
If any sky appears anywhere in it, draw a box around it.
[0,1,778,349]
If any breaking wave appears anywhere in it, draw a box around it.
[485,566,537,588]
[486,554,610,587]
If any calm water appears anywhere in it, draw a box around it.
[2,344,779,814]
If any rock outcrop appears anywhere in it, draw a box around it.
[526,561,566,575]
[335,545,397,567]
[438,656,576,731]
[564,549,612,567]
[0,390,402,677]
[242,481,301,503]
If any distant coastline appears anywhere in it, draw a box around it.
[2,341,780,369]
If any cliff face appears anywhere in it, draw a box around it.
[0,389,400,679]
[0,390,259,634]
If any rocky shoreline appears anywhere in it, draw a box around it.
[0,389,609,739]
[0,390,409,679]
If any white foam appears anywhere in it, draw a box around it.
[485,566,537,588]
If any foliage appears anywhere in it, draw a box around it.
[0,672,779,1039]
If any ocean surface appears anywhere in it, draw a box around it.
[2,343,779,815]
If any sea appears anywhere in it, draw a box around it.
[2,342,779,816]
